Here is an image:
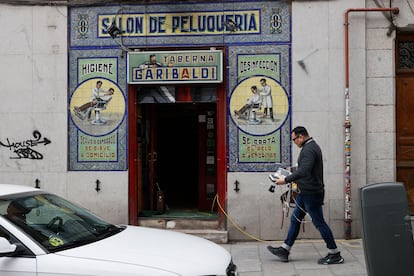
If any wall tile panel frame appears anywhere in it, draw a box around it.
[227,44,292,172]
[68,1,291,171]
[69,1,291,49]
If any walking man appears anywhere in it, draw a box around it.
[267,126,344,265]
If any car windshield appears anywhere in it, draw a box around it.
[0,192,124,253]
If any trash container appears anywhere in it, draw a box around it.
[360,182,414,276]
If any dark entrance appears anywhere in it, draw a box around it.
[155,103,207,209]
[133,85,219,218]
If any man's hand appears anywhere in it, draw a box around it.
[275,175,286,185]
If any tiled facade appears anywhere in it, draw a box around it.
[0,0,412,240]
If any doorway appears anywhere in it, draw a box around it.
[131,85,223,220]
[396,30,414,213]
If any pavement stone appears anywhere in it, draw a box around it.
[221,239,367,276]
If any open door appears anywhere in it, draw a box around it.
[137,103,162,212]
[148,105,158,211]
[197,107,217,211]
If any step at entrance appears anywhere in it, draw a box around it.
[138,218,228,243]
[174,229,228,244]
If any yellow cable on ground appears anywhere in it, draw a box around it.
[212,194,364,246]
[213,194,267,243]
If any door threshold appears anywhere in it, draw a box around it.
[138,210,220,233]
[139,209,218,220]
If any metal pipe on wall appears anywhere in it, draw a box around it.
[344,7,399,240]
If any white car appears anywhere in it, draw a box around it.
[0,184,238,276]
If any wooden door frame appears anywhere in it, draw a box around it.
[128,83,227,225]
[216,82,227,226]
[395,30,414,213]
[128,85,138,225]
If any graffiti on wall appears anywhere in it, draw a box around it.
[0,131,51,160]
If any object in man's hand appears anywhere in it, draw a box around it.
[269,167,292,182]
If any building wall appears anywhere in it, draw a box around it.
[0,5,69,193]
[0,0,412,240]
[228,0,408,240]
[0,4,129,225]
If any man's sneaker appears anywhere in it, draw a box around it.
[267,246,289,262]
[318,252,344,265]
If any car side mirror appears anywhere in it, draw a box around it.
[0,237,17,256]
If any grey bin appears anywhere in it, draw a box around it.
[360,182,414,276]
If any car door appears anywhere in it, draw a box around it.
[0,226,36,276]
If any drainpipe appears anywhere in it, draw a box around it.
[344,7,399,240]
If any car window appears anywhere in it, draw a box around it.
[0,193,123,253]
[0,226,33,257]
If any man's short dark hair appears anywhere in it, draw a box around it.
[97,80,102,85]
[260,78,266,83]
[292,126,309,137]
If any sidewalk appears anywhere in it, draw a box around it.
[221,239,367,276]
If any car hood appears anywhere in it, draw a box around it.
[56,225,231,274]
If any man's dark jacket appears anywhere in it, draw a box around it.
[285,138,324,195]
